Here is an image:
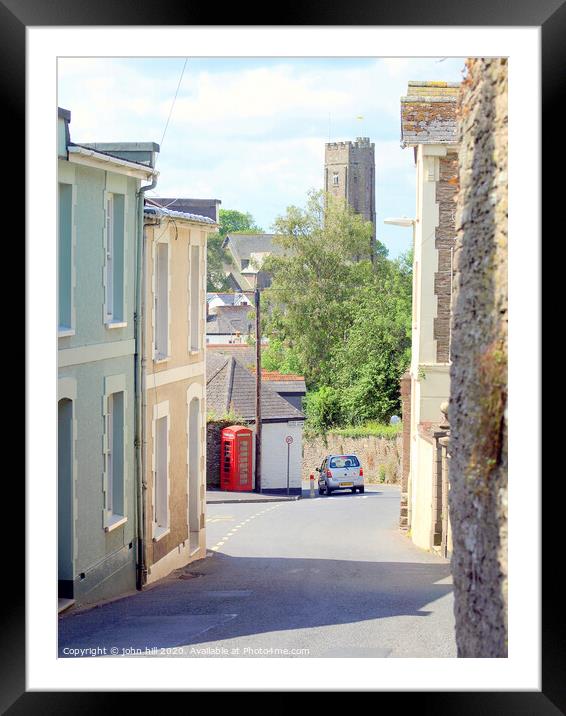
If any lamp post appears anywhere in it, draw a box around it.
[384,217,417,327]
[383,217,416,251]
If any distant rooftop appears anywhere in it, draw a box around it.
[223,233,285,262]
[206,305,254,335]
[144,202,216,225]
[80,141,160,168]
[206,352,304,423]
[149,197,221,222]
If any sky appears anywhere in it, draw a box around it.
[58,56,465,259]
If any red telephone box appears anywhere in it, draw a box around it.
[220,425,253,491]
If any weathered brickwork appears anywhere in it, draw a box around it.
[434,154,459,362]
[407,80,461,98]
[449,59,508,658]
[401,83,459,146]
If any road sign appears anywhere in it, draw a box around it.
[285,435,293,444]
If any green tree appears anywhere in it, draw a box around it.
[207,232,232,291]
[262,190,412,430]
[261,337,303,374]
[218,208,263,237]
[334,256,412,423]
[263,190,377,386]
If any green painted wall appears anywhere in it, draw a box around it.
[58,183,73,329]
[58,141,141,605]
[57,117,67,158]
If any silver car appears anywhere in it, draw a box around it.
[316,454,364,495]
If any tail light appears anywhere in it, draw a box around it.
[326,469,333,478]
[359,468,364,477]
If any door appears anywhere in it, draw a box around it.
[58,398,74,598]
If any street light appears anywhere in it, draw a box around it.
[384,218,416,534]
[384,217,416,252]
[384,217,415,228]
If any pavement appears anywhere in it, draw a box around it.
[59,481,455,659]
[206,488,300,504]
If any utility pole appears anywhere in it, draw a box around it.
[254,288,262,493]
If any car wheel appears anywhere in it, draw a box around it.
[359,486,365,493]
[351,487,356,494]
[318,486,324,495]
[326,483,333,496]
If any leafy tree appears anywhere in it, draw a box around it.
[336,267,411,423]
[262,190,412,430]
[207,232,233,291]
[302,386,342,434]
[262,189,377,386]
[261,337,303,374]
[218,208,263,237]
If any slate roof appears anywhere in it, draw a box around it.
[400,81,460,147]
[223,233,286,264]
[260,379,306,395]
[144,203,216,225]
[206,352,305,422]
[207,292,251,307]
[206,305,255,335]
[207,343,258,369]
[148,197,221,222]
[249,370,306,395]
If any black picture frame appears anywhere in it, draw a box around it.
[11,0,559,708]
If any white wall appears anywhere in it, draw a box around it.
[206,334,250,345]
[248,421,303,492]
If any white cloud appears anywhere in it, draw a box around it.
[58,56,464,255]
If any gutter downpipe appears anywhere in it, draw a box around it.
[135,171,158,591]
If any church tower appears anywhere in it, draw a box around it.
[324,137,376,258]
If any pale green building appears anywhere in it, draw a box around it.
[57,107,159,606]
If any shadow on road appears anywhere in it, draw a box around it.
[58,554,452,656]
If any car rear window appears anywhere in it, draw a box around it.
[329,455,360,468]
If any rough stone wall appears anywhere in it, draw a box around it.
[448,58,508,657]
[302,433,402,484]
[434,153,459,363]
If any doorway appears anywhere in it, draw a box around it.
[58,398,74,598]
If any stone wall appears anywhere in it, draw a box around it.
[434,153,459,363]
[449,58,508,658]
[302,433,402,484]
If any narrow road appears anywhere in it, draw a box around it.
[59,484,455,658]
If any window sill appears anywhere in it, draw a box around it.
[58,327,75,338]
[153,526,170,543]
[153,355,170,365]
[105,321,128,329]
[104,514,127,533]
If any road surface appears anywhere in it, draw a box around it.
[59,483,455,658]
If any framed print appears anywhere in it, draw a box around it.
[8,0,558,708]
